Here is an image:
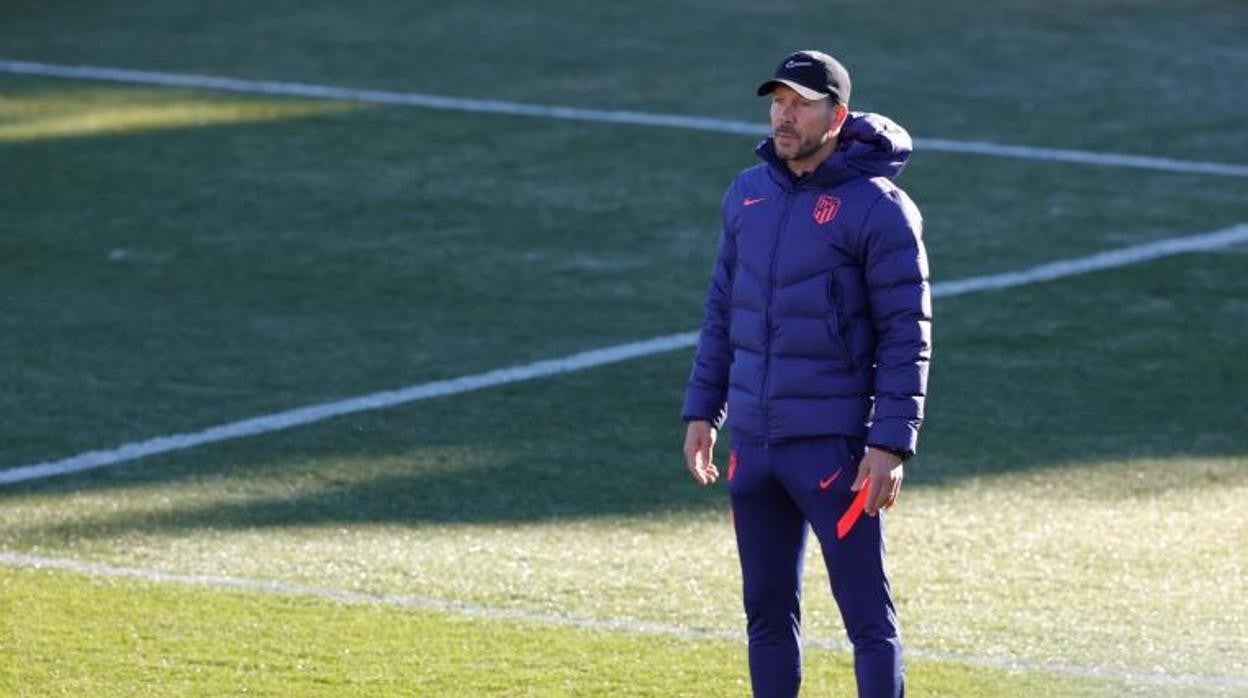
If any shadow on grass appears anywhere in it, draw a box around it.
[4,253,1248,538]
[5,431,1245,545]
[4,356,1247,543]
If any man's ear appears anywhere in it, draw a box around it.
[830,102,850,136]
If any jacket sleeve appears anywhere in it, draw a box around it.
[861,189,931,456]
[681,182,739,427]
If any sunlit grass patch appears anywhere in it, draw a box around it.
[2,437,1242,688]
[0,86,362,142]
[894,455,1248,681]
[1,565,1133,697]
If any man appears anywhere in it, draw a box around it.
[681,50,930,697]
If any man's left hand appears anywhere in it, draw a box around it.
[850,447,904,516]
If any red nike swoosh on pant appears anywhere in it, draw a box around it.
[818,468,843,490]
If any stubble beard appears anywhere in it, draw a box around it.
[774,128,830,163]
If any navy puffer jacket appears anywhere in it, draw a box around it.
[682,112,931,455]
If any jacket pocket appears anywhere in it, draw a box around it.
[826,274,855,370]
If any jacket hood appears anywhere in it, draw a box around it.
[756,111,913,189]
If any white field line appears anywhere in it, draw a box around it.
[2,551,1244,690]
[2,223,1246,487]
[0,332,699,485]
[3,59,1248,178]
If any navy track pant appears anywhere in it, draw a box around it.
[728,436,903,697]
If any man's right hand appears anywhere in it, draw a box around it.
[682,420,719,486]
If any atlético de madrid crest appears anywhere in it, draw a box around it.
[813,195,841,225]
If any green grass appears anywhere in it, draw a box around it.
[2,566,1139,697]
[3,257,1246,685]
[3,77,1246,465]
[4,0,1247,160]
[2,0,1247,695]
[0,89,362,143]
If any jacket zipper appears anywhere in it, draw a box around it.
[760,189,793,444]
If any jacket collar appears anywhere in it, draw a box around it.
[756,111,913,191]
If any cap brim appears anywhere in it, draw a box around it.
[756,79,829,101]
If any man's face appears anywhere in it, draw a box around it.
[768,84,842,162]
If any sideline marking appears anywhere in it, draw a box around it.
[3,59,1248,178]
[2,223,1245,487]
[1,550,1243,691]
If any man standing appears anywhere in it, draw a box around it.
[681,50,930,697]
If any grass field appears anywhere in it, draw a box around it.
[2,1,1247,695]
